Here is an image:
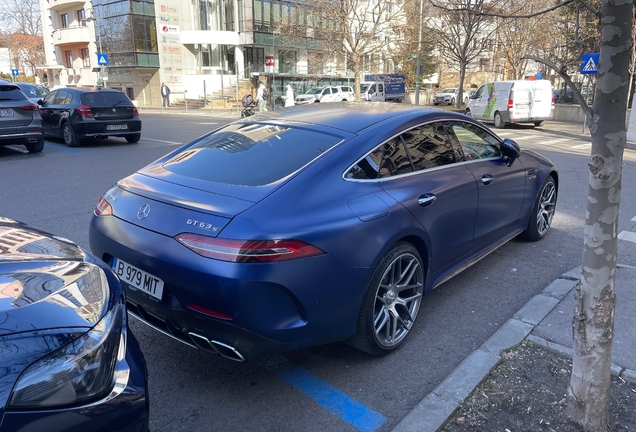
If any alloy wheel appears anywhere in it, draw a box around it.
[372,253,423,348]
[536,180,557,236]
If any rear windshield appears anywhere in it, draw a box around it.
[163,123,343,186]
[80,91,132,106]
[0,85,28,101]
[18,84,49,98]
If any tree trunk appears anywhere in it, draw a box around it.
[457,64,466,109]
[352,55,362,102]
[566,1,632,430]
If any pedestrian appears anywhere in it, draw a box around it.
[284,85,295,107]
[256,82,268,113]
[161,83,171,107]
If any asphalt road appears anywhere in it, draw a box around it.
[1,112,635,432]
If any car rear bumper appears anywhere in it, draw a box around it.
[74,119,142,138]
[0,327,149,432]
[0,131,43,145]
[88,214,368,359]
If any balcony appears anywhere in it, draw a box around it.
[49,0,86,11]
[53,25,92,46]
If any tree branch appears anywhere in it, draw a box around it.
[428,0,575,19]
[523,54,591,118]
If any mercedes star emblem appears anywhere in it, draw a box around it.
[137,204,151,220]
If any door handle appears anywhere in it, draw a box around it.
[481,174,494,185]
[417,194,436,207]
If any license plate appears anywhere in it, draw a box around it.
[0,109,14,117]
[106,124,128,130]
[113,257,164,301]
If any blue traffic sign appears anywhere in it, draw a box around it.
[97,54,109,65]
[11,69,18,77]
[581,53,600,75]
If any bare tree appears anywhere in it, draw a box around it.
[274,0,406,101]
[497,0,552,80]
[4,0,42,36]
[427,0,502,108]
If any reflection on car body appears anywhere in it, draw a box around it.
[0,217,149,431]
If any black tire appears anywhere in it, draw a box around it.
[63,122,81,147]
[450,98,455,105]
[433,102,439,106]
[521,176,557,241]
[534,121,545,127]
[25,137,44,153]
[494,112,506,129]
[126,134,141,144]
[349,242,425,356]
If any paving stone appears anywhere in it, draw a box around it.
[514,294,560,325]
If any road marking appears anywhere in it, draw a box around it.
[197,122,218,125]
[142,138,182,145]
[631,215,636,222]
[258,356,386,432]
[618,231,636,243]
[44,143,82,153]
[571,143,592,149]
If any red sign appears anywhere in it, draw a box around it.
[265,56,274,67]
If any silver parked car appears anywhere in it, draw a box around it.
[0,79,44,153]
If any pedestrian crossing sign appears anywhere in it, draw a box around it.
[97,54,109,65]
[580,53,599,75]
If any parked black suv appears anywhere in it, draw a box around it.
[0,79,44,153]
[39,87,142,147]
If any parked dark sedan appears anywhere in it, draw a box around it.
[0,217,149,431]
[0,79,44,153]
[39,87,141,147]
[89,104,558,361]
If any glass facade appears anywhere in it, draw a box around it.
[92,0,159,68]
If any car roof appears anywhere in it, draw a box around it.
[54,87,123,94]
[246,103,470,134]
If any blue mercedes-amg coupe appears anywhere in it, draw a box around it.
[89,104,558,361]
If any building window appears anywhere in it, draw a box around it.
[77,9,86,25]
[60,13,69,28]
[64,50,73,68]
[81,48,90,67]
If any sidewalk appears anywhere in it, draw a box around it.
[393,265,636,431]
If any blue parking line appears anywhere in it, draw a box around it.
[258,356,386,432]
[45,143,83,154]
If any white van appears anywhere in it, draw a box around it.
[465,80,553,128]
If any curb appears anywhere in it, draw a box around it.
[391,266,635,432]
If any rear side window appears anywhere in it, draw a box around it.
[81,91,131,106]
[400,123,458,171]
[345,138,412,180]
[164,123,343,186]
[0,85,28,101]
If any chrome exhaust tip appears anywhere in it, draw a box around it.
[188,332,246,362]
[27,138,38,143]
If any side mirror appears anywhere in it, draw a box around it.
[37,99,44,106]
[501,138,521,166]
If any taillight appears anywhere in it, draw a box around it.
[94,197,113,216]
[77,104,94,118]
[507,98,514,109]
[19,103,38,111]
[175,234,325,263]
[132,106,139,116]
[551,97,555,107]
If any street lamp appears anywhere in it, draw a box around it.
[84,7,105,87]
[414,0,424,105]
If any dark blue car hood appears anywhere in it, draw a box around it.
[0,218,109,337]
